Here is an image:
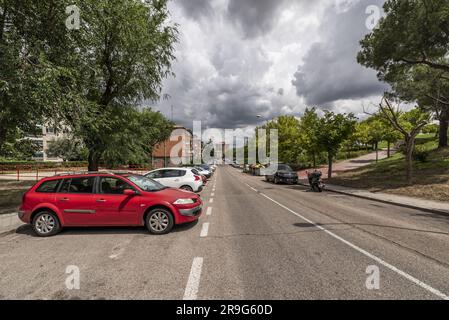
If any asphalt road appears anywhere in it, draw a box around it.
[1,166,449,299]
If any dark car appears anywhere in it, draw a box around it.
[265,164,298,184]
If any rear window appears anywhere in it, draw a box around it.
[36,180,61,193]
[59,177,95,194]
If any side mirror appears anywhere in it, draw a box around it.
[123,189,137,196]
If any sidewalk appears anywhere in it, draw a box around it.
[301,182,449,215]
[297,149,391,179]
[0,212,24,235]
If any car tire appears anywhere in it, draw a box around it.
[32,211,61,237]
[274,176,279,184]
[180,185,194,192]
[145,208,174,235]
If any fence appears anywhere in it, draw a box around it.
[0,164,152,181]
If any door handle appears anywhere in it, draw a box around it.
[96,199,107,202]
[59,198,70,201]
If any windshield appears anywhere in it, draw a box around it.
[278,164,293,171]
[126,175,167,192]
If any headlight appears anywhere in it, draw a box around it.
[173,198,195,205]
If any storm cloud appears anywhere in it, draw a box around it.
[292,0,388,106]
[152,0,389,130]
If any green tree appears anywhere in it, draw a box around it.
[47,137,88,162]
[358,0,449,147]
[316,111,357,179]
[100,108,173,168]
[66,0,178,170]
[298,108,321,167]
[0,0,76,149]
[377,97,430,184]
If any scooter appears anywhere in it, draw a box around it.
[307,170,325,192]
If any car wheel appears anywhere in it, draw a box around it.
[180,185,194,192]
[274,176,279,184]
[146,208,174,235]
[32,211,61,237]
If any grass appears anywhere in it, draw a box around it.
[0,180,36,214]
[330,136,449,202]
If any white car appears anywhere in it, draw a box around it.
[144,168,203,193]
[194,166,212,179]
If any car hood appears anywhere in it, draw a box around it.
[148,187,199,201]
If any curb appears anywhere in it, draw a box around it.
[0,212,22,236]
[298,182,449,216]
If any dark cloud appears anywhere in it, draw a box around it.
[175,0,214,20]
[292,0,388,106]
[227,0,289,38]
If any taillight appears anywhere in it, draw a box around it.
[194,175,200,181]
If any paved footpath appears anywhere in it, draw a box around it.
[297,149,391,179]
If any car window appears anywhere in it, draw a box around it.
[278,164,293,171]
[146,170,163,179]
[126,175,166,192]
[191,169,199,175]
[59,177,95,194]
[99,177,135,195]
[36,179,61,193]
[163,169,186,178]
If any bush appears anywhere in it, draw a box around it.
[412,145,430,162]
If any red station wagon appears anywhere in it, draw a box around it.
[18,172,203,237]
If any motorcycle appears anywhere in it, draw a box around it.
[307,170,325,192]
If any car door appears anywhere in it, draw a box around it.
[94,176,142,226]
[57,177,97,226]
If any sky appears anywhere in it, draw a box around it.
[150,0,389,133]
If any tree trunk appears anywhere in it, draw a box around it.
[327,153,333,179]
[387,141,391,158]
[312,152,316,168]
[88,150,99,171]
[375,142,378,162]
[438,111,449,148]
[404,137,414,185]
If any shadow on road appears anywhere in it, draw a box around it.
[14,219,199,237]
[293,221,449,236]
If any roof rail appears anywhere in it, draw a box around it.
[53,171,115,177]
[53,170,142,177]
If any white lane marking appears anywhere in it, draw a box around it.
[250,187,258,192]
[206,207,213,216]
[256,191,449,300]
[200,222,210,238]
[183,257,204,300]
[211,192,215,197]
[209,198,214,203]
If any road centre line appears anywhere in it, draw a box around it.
[200,222,210,238]
[209,198,214,203]
[183,257,204,300]
[244,183,449,300]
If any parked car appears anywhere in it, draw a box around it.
[265,164,298,184]
[144,168,203,193]
[18,172,203,237]
[199,163,215,173]
[194,166,212,179]
[191,168,207,186]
